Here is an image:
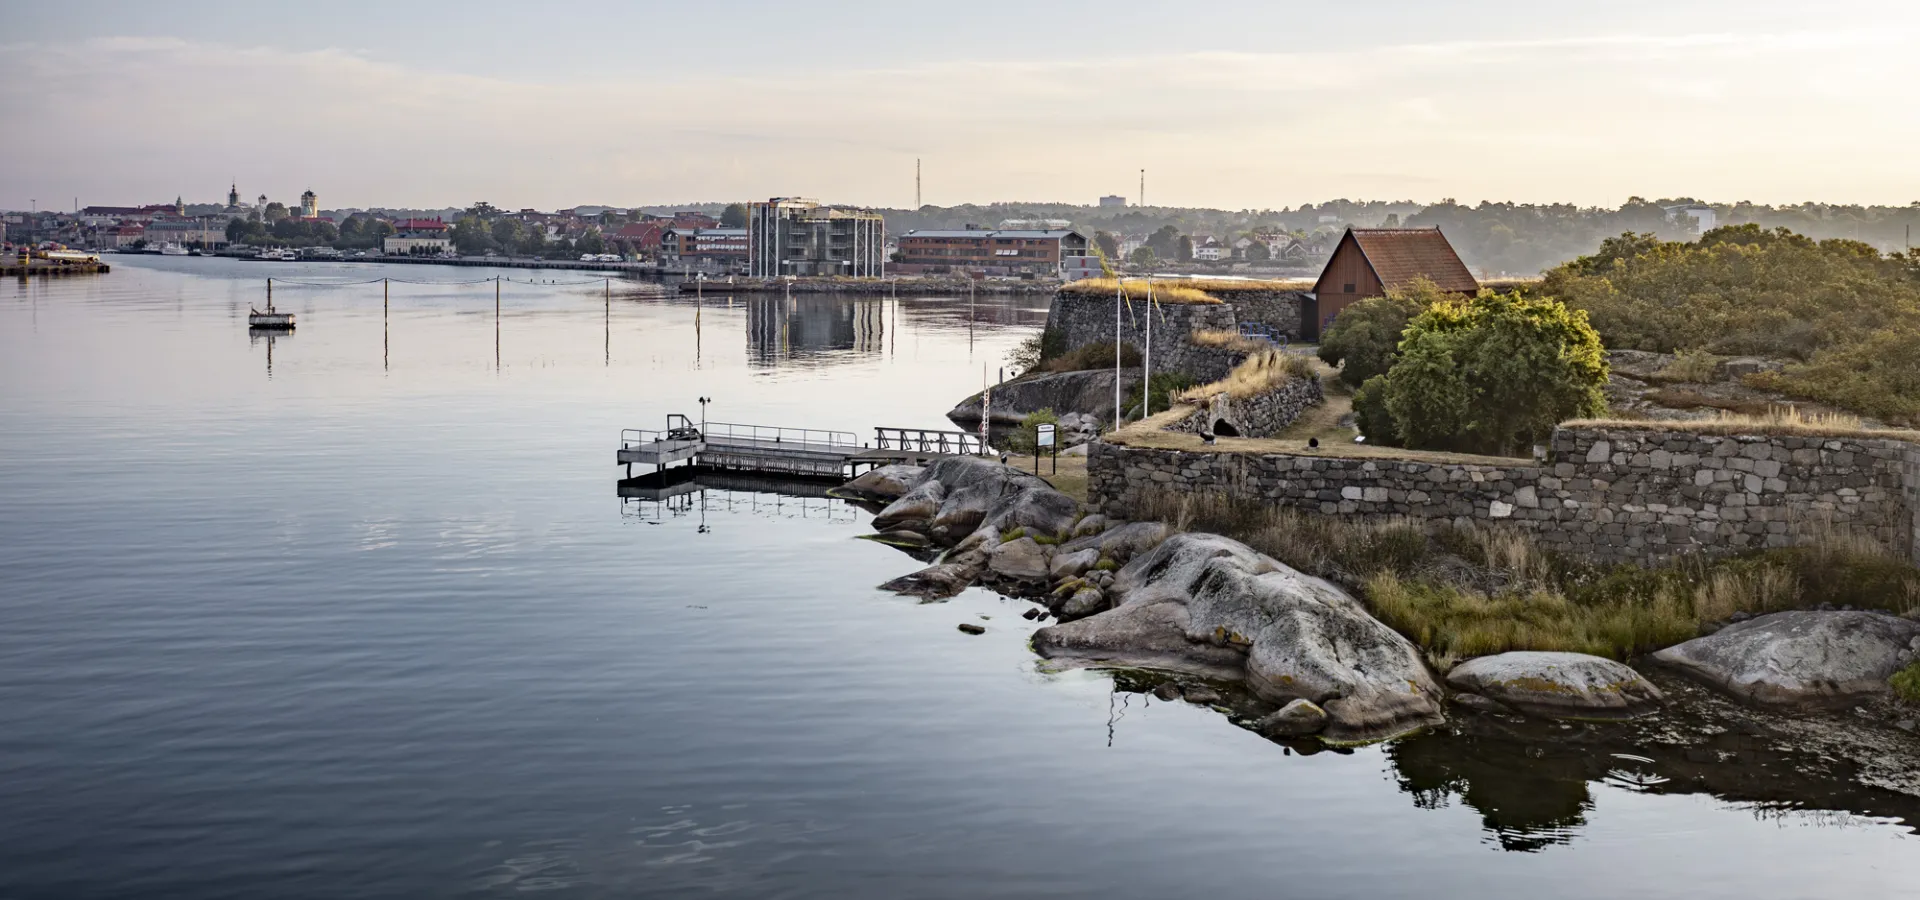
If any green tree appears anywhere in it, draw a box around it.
[465,201,501,221]
[720,203,749,228]
[1365,292,1608,455]
[490,218,525,253]
[1318,277,1446,386]
[576,227,606,255]
[1177,235,1194,262]
[449,216,495,255]
[1129,246,1156,267]
[1093,230,1120,259]
[263,202,289,224]
[1145,225,1181,258]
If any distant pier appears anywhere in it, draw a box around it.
[3,258,111,277]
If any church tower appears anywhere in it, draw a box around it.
[299,190,317,219]
[228,183,241,210]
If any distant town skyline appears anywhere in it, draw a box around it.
[3,0,1918,211]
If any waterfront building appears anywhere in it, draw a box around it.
[145,216,228,249]
[746,198,885,278]
[1192,235,1227,262]
[382,217,453,255]
[610,222,668,256]
[661,227,748,266]
[894,226,1089,276]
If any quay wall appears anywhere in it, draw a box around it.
[1089,426,1920,566]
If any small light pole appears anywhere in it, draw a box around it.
[698,396,712,434]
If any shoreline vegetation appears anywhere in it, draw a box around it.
[1131,487,1920,665]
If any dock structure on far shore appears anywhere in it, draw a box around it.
[619,416,985,480]
[3,258,111,277]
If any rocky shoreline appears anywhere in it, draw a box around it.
[840,457,1920,788]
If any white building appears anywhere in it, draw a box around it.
[1192,236,1227,262]
[1664,204,1718,234]
[1098,195,1127,208]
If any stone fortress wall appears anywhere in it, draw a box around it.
[1164,377,1325,439]
[1090,425,1920,567]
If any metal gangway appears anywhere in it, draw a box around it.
[620,417,988,480]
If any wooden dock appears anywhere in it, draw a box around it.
[619,417,987,480]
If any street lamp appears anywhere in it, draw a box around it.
[698,396,712,434]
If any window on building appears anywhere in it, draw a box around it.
[1344,283,1355,293]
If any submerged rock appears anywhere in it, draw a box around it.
[1256,699,1329,738]
[1445,652,1664,719]
[1036,533,1445,742]
[878,560,981,599]
[1449,692,1512,714]
[840,464,923,500]
[1652,610,1920,708]
[957,623,986,635]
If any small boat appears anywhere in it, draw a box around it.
[248,306,295,329]
[250,248,295,261]
[157,242,189,256]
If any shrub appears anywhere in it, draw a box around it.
[1125,372,1198,418]
[1000,409,1060,455]
[1351,374,1400,446]
[1656,348,1720,383]
[1893,662,1920,704]
[1545,224,1920,422]
[1042,341,1141,373]
[1376,291,1609,456]
[1008,325,1067,374]
[1316,278,1441,387]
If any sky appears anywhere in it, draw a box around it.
[3,0,1918,212]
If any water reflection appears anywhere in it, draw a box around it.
[619,469,864,531]
[1383,693,1920,852]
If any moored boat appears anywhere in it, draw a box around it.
[248,306,295,329]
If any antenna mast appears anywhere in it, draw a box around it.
[916,159,921,209]
[1139,169,1145,207]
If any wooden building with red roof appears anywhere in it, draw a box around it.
[1307,227,1477,339]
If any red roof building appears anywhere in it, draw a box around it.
[1308,227,1478,339]
[391,217,449,232]
[611,222,667,252]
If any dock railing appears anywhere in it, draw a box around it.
[873,427,985,456]
[701,422,860,451]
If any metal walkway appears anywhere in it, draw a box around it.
[620,417,987,479]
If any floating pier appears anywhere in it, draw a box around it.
[619,416,986,480]
[2,258,111,277]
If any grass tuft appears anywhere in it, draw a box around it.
[1655,348,1720,383]
[1059,278,1221,305]
[1176,350,1316,403]
[1566,405,1908,440]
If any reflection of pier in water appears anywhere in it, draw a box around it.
[618,468,861,528]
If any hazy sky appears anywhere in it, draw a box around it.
[4,0,1918,211]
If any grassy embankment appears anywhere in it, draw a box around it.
[1114,407,1920,668]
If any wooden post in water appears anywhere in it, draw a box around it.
[266,278,272,311]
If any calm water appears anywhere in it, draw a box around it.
[3,257,1917,899]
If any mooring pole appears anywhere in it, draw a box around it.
[266,277,272,311]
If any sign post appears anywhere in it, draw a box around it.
[1036,423,1056,475]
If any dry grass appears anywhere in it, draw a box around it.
[1058,278,1221,305]
[1108,423,1532,466]
[1162,277,1314,293]
[1176,350,1313,402]
[1641,387,1779,416]
[1129,487,1920,660]
[1189,328,1271,354]
[1569,406,1920,441]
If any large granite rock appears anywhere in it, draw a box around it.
[839,465,923,501]
[1652,610,1920,708]
[1445,652,1664,719]
[871,480,945,532]
[987,536,1051,582]
[947,369,1138,425]
[1057,521,1170,565]
[1035,533,1445,742]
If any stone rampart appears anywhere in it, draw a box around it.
[1089,426,1920,566]
[1215,290,1309,340]
[1046,293,1242,381]
[1166,377,1325,439]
